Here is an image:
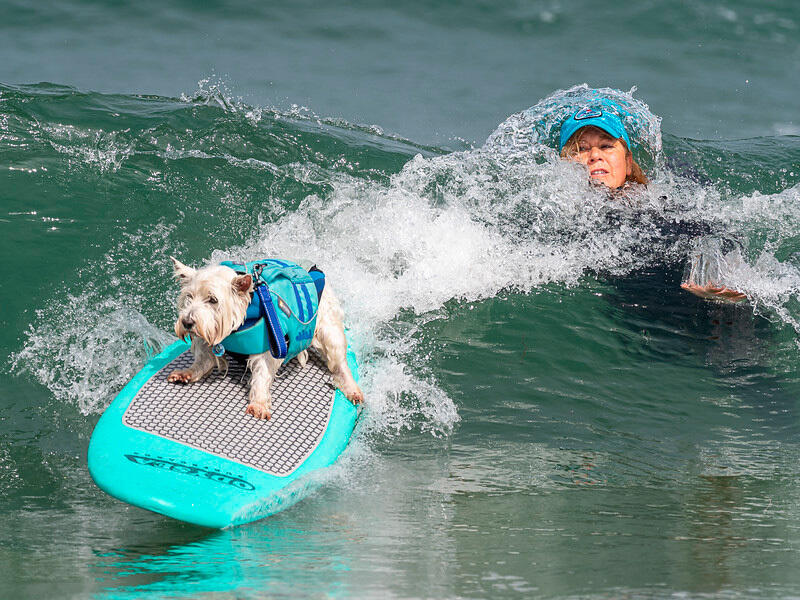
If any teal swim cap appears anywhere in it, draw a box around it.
[558,101,631,151]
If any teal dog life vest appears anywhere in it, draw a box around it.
[217,259,325,362]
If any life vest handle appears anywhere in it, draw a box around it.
[255,283,288,360]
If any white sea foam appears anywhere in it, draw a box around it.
[206,137,661,437]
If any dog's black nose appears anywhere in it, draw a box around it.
[182,317,195,330]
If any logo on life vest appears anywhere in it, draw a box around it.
[295,329,313,341]
[574,107,603,121]
[125,454,256,491]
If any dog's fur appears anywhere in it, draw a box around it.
[167,257,363,419]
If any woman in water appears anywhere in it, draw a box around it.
[557,102,746,303]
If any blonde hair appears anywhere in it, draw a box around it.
[560,126,648,186]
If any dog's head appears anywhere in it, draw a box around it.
[171,257,254,346]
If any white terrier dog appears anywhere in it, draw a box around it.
[167,257,364,420]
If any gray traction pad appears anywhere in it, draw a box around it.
[122,349,336,476]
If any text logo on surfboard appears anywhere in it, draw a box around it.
[125,454,256,491]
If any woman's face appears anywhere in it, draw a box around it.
[569,128,632,189]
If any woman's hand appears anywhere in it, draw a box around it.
[680,281,747,303]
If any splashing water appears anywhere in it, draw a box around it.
[11,300,173,416]
[485,84,663,170]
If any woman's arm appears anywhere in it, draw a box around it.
[681,237,747,304]
[680,281,747,303]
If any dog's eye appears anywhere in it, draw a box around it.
[207,296,218,305]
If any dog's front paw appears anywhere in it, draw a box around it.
[168,370,194,384]
[246,402,272,420]
[344,385,364,405]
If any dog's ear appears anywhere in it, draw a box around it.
[232,274,253,296]
[170,256,196,282]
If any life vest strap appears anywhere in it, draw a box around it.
[255,283,288,360]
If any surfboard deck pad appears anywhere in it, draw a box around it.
[88,340,360,528]
[123,349,335,476]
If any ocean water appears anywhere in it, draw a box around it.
[2,1,800,598]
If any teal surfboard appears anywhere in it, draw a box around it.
[88,339,359,528]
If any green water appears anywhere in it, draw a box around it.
[3,1,800,598]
